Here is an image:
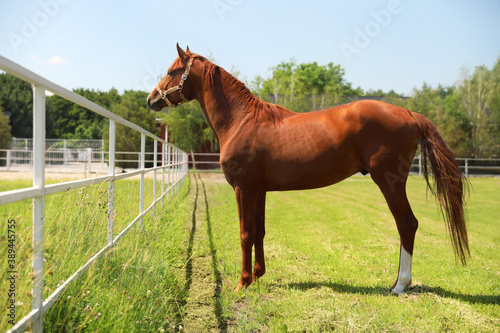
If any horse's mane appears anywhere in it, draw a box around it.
[202,59,290,125]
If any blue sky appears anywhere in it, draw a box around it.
[1,0,499,96]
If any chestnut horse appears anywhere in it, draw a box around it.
[147,44,469,295]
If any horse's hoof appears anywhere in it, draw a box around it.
[234,282,247,293]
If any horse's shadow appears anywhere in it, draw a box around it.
[282,281,499,306]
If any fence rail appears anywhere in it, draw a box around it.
[0,55,188,333]
[0,149,169,173]
[187,153,500,177]
[9,138,104,150]
[411,157,500,177]
[3,148,499,177]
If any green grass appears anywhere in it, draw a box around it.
[207,175,500,332]
[1,175,190,332]
[1,174,499,332]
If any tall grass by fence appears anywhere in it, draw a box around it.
[0,55,188,333]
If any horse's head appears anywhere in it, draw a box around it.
[147,43,198,111]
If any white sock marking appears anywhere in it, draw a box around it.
[393,245,412,295]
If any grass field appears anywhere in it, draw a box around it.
[1,172,499,332]
[204,174,500,332]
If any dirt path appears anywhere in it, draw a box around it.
[182,173,225,332]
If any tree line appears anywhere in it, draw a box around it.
[0,74,157,166]
[1,56,499,158]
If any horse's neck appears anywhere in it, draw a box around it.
[196,70,252,146]
[197,90,242,146]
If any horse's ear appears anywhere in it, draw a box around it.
[176,43,187,60]
[186,45,190,52]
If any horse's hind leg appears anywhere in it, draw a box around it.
[371,171,419,295]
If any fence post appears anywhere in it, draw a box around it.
[174,148,178,195]
[418,152,422,178]
[153,139,157,217]
[161,142,165,206]
[191,151,196,171]
[178,151,182,192]
[87,147,92,174]
[63,148,67,166]
[101,149,104,170]
[108,120,115,246]
[184,152,188,181]
[163,127,167,204]
[167,144,171,198]
[30,141,34,168]
[6,150,11,170]
[465,159,469,178]
[173,146,176,193]
[177,150,181,192]
[32,85,46,332]
[139,133,145,230]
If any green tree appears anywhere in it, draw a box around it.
[406,83,441,120]
[47,88,120,139]
[253,61,362,112]
[160,101,218,153]
[0,73,33,138]
[382,83,472,157]
[104,90,159,168]
[457,65,498,157]
[365,89,386,97]
[0,105,12,148]
[438,92,473,157]
[486,57,500,157]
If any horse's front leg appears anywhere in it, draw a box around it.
[253,191,266,281]
[234,186,258,292]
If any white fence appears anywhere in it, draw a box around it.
[2,138,106,172]
[10,138,104,150]
[3,150,500,177]
[187,153,500,177]
[0,55,188,333]
[0,148,164,173]
[412,157,500,177]
[189,152,221,171]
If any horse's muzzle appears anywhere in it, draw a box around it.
[146,94,162,111]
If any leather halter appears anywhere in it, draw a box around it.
[156,57,195,107]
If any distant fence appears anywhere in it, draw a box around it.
[1,138,162,172]
[0,55,188,333]
[188,153,221,171]
[187,153,500,177]
[0,148,163,173]
[10,138,104,150]
[410,157,500,177]
[5,148,494,177]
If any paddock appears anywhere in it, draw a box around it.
[2,172,498,332]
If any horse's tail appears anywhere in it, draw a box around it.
[413,112,470,265]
